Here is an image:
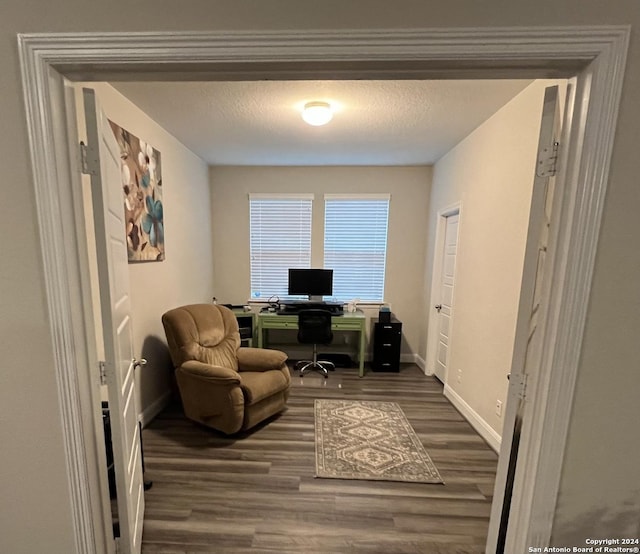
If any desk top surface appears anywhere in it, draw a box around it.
[257,309,365,319]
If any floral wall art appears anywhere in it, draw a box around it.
[109,120,164,262]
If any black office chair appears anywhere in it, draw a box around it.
[295,309,335,378]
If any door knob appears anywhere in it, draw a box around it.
[435,304,442,312]
[133,358,147,369]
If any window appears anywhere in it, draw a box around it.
[324,194,390,302]
[249,194,312,300]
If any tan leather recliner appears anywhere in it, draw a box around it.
[162,304,291,434]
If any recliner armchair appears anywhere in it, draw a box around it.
[162,304,291,434]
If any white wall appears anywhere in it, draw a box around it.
[423,80,564,446]
[210,165,431,359]
[1,2,639,551]
[75,83,214,422]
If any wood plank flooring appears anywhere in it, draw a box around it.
[140,365,498,553]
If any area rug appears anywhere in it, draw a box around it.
[314,399,444,484]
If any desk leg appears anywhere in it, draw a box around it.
[358,325,366,377]
[257,322,263,348]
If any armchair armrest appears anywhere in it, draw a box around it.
[180,360,241,384]
[237,347,288,372]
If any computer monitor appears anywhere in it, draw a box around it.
[288,268,333,302]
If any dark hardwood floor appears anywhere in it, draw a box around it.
[140,365,498,553]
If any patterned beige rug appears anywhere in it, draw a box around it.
[314,399,444,484]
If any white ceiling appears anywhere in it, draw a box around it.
[111,79,532,166]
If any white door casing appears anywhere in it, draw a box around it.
[486,85,562,553]
[17,28,629,554]
[434,212,460,383]
[425,203,461,379]
[83,88,145,554]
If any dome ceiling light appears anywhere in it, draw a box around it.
[302,101,333,126]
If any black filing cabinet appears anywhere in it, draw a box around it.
[372,318,402,372]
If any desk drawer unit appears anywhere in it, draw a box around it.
[260,316,297,330]
[333,319,363,331]
[372,320,402,372]
[234,313,255,347]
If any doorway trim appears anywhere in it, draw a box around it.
[18,26,629,553]
[425,201,461,382]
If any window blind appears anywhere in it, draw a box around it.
[324,194,390,302]
[249,194,312,300]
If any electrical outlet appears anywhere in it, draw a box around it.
[495,400,503,417]
[457,369,462,383]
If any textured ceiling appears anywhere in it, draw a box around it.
[111,79,532,166]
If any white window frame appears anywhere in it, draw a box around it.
[249,193,313,301]
[323,193,390,303]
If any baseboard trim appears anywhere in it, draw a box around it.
[413,353,426,372]
[444,384,501,453]
[139,390,172,428]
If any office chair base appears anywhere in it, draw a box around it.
[296,360,335,378]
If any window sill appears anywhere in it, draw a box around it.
[247,299,387,308]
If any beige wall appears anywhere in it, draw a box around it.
[424,80,564,440]
[1,2,639,552]
[210,165,431,358]
[75,83,214,421]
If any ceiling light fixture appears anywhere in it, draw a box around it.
[302,101,333,126]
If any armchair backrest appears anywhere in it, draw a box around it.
[162,304,240,370]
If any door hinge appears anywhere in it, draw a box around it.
[99,360,107,386]
[79,141,89,174]
[79,141,99,175]
[536,140,560,177]
[510,372,529,400]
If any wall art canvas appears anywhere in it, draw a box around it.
[108,120,164,262]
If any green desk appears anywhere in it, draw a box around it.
[256,311,367,377]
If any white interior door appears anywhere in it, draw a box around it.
[486,85,562,553]
[434,212,459,382]
[83,88,145,554]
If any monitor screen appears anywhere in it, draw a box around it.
[288,268,333,299]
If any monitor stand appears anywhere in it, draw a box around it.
[308,295,324,303]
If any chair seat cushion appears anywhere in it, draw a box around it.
[240,369,289,405]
